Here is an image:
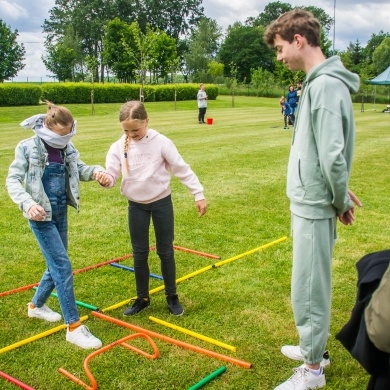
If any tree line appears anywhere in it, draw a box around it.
[1,0,390,92]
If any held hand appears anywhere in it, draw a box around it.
[196,199,208,217]
[95,171,111,187]
[28,204,46,221]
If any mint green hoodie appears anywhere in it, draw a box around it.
[287,56,360,219]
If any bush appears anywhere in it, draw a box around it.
[0,84,41,106]
[0,82,219,106]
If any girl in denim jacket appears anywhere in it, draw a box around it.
[6,101,109,349]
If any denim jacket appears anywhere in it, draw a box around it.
[6,135,104,220]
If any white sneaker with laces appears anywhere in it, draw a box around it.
[28,303,62,322]
[281,345,330,368]
[66,325,102,349]
[275,366,326,390]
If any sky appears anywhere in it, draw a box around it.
[2,0,390,81]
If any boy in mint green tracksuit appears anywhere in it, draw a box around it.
[265,9,362,390]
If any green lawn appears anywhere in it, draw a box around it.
[0,96,389,389]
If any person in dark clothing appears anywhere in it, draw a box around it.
[336,250,390,390]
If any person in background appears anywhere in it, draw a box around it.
[287,85,298,115]
[280,96,293,129]
[264,9,361,390]
[197,83,208,124]
[97,101,208,317]
[6,101,110,349]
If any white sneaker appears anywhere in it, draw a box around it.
[66,325,102,349]
[275,366,326,390]
[281,345,330,368]
[28,303,62,322]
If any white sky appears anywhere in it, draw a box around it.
[1,0,390,81]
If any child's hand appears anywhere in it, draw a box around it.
[196,199,208,217]
[28,204,46,221]
[95,171,111,187]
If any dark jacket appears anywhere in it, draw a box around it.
[336,250,390,390]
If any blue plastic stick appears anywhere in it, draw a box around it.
[110,262,163,280]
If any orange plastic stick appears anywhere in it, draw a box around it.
[0,282,39,298]
[59,333,159,390]
[93,311,252,369]
[173,245,221,259]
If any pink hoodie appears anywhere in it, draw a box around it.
[105,129,205,204]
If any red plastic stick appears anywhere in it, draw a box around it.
[0,370,35,390]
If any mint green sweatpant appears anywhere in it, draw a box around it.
[291,214,337,365]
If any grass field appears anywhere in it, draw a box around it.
[0,96,389,389]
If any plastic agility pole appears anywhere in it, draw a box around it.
[0,315,89,355]
[101,266,212,312]
[59,333,159,390]
[32,287,99,311]
[173,245,221,259]
[110,262,163,280]
[149,316,236,352]
[0,370,35,390]
[0,282,39,298]
[72,253,133,275]
[0,253,133,297]
[213,236,287,268]
[188,366,226,390]
[93,311,252,369]
[102,237,286,312]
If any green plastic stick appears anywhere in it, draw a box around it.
[32,286,99,311]
[188,366,226,390]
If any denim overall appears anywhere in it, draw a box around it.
[29,161,80,324]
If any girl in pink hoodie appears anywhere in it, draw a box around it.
[97,101,207,316]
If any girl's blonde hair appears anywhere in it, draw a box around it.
[119,100,148,122]
[120,101,148,165]
[44,100,74,129]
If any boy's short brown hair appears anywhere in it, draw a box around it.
[264,9,321,48]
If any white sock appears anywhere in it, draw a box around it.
[308,367,322,376]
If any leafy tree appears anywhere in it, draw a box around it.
[115,0,204,40]
[340,40,365,74]
[147,29,178,83]
[184,17,222,82]
[246,1,292,27]
[43,26,82,81]
[218,22,275,83]
[247,2,332,33]
[103,18,139,83]
[363,31,390,66]
[0,20,25,82]
[302,6,333,35]
[44,0,118,82]
[250,67,275,97]
[44,0,204,82]
[372,37,390,75]
[43,42,77,82]
[207,60,224,83]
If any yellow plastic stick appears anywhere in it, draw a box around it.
[0,315,88,355]
[102,237,287,313]
[214,236,287,267]
[149,316,236,352]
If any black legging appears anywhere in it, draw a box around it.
[128,195,176,298]
[198,107,207,123]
